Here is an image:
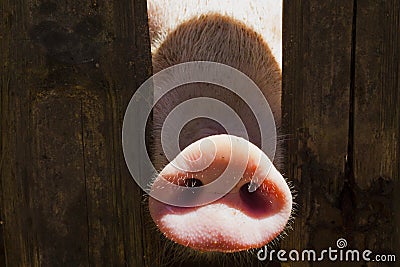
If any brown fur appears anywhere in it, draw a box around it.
[148,0,282,120]
[146,1,289,262]
[152,14,281,121]
[148,1,283,170]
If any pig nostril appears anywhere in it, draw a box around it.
[149,135,293,252]
[239,182,273,215]
[184,178,203,187]
[239,182,256,197]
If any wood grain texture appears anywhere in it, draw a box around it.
[282,0,399,266]
[0,0,153,266]
[353,0,399,265]
[1,0,399,266]
[282,0,354,266]
[354,0,399,189]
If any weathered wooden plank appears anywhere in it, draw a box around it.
[354,0,399,265]
[100,0,157,266]
[1,0,58,265]
[282,0,353,266]
[354,0,399,189]
[2,0,397,266]
[1,0,152,266]
[31,89,90,266]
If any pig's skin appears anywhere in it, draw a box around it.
[147,0,292,253]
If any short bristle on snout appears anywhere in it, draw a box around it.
[149,134,292,252]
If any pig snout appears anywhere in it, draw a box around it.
[149,134,292,252]
[145,0,288,253]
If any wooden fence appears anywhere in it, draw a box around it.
[1,0,398,266]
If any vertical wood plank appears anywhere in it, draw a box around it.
[354,0,399,264]
[101,0,155,266]
[1,0,152,266]
[2,0,398,266]
[31,90,90,266]
[1,0,61,265]
[282,1,353,266]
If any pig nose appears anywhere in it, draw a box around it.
[183,178,203,187]
[149,134,292,252]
